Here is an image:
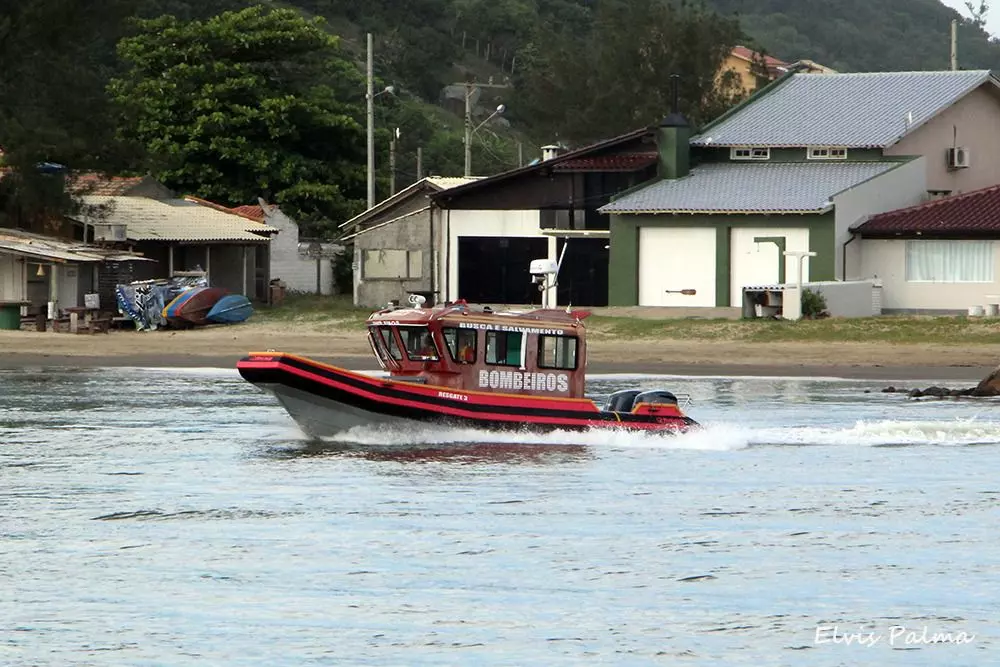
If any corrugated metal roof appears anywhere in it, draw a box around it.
[339,176,481,230]
[425,176,481,190]
[74,196,277,242]
[599,161,900,214]
[691,70,993,148]
[854,183,1000,237]
[0,228,147,263]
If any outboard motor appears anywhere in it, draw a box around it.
[632,390,679,408]
[603,389,642,413]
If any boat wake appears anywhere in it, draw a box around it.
[309,418,1000,452]
[750,418,1000,448]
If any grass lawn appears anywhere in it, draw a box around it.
[253,295,1000,345]
[586,314,1000,344]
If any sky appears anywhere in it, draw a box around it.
[938,0,1000,39]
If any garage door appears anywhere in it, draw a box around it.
[729,228,810,307]
[638,227,716,307]
[458,236,548,304]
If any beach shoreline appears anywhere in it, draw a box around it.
[1,327,996,381]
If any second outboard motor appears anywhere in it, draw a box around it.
[632,390,679,408]
[603,389,642,413]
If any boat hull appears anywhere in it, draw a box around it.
[237,353,698,439]
[174,287,229,326]
[206,294,253,324]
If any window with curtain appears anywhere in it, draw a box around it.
[905,240,994,282]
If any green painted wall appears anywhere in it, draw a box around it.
[608,213,835,306]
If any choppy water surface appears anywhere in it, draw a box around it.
[2,367,999,666]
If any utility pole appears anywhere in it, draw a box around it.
[951,19,958,71]
[416,146,423,180]
[366,32,375,208]
[389,136,397,196]
[458,80,511,178]
[464,83,473,177]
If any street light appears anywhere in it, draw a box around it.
[464,101,506,177]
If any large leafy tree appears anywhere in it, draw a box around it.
[0,0,136,230]
[513,0,745,145]
[110,5,367,236]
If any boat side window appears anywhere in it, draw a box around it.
[398,326,439,361]
[485,331,523,366]
[538,335,578,370]
[443,327,478,364]
[375,326,403,361]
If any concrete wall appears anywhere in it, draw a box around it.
[266,208,332,295]
[832,158,927,281]
[356,205,434,309]
[859,238,1000,312]
[442,209,555,303]
[609,213,834,306]
[729,227,811,307]
[886,85,1000,194]
[0,253,25,302]
[807,280,881,317]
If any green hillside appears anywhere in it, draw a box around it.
[4,0,1000,236]
[708,0,1000,72]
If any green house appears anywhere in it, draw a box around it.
[600,69,1000,307]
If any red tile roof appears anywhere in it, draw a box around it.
[854,184,1000,237]
[229,204,266,222]
[68,173,146,195]
[555,153,658,172]
[731,46,790,75]
[183,196,266,222]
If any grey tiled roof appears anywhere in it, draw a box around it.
[691,70,993,148]
[598,162,900,214]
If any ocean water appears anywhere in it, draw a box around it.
[2,366,998,666]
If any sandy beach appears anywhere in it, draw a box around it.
[2,323,998,381]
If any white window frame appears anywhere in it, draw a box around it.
[807,146,848,160]
[905,240,994,283]
[730,146,770,161]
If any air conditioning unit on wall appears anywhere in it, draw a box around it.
[93,223,127,242]
[947,146,970,169]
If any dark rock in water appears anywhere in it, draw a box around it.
[908,388,923,398]
[882,386,896,393]
[973,365,1000,397]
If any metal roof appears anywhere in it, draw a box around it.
[339,176,481,230]
[854,182,1000,237]
[73,196,277,242]
[599,161,901,214]
[0,228,148,263]
[426,176,480,190]
[691,70,994,148]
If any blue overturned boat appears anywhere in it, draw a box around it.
[206,294,254,324]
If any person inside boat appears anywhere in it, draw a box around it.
[459,340,475,363]
[416,332,436,358]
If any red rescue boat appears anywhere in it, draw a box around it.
[237,299,698,439]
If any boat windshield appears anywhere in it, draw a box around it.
[373,326,403,362]
[398,326,439,361]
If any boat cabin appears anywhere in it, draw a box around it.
[366,300,590,398]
